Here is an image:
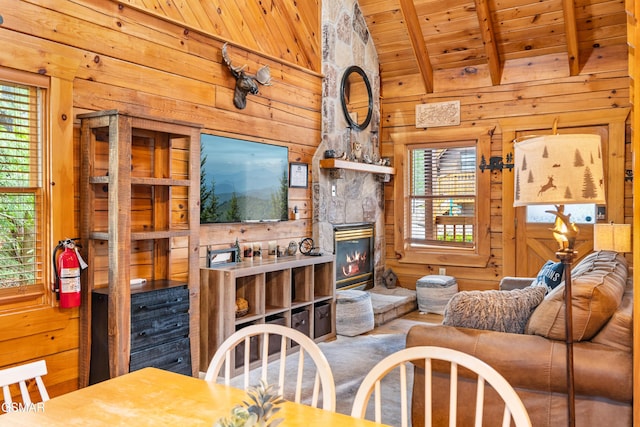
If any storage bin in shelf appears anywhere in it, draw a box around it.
[314,302,332,338]
[265,315,288,355]
[291,307,311,342]
[234,322,260,369]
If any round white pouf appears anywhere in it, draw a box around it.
[416,275,458,315]
[335,290,374,336]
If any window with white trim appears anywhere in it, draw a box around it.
[0,79,46,299]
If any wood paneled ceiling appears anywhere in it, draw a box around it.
[121,0,627,94]
[359,0,628,93]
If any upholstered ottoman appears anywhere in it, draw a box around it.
[335,290,374,336]
[416,275,458,315]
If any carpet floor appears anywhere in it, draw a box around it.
[228,333,412,426]
[318,333,409,418]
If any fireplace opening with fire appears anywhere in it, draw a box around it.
[334,224,374,290]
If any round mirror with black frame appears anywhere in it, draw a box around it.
[340,66,373,131]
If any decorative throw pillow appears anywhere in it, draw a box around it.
[442,285,546,334]
[533,260,565,293]
[526,251,628,341]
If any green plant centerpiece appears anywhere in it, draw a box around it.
[214,380,285,427]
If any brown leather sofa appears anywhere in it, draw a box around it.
[406,251,632,427]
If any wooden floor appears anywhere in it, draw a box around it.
[367,310,443,335]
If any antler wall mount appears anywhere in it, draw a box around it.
[221,43,272,110]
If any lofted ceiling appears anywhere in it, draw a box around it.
[121,0,628,94]
[358,0,628,93]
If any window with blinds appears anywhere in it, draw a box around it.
[0,81,44,292]
[409,144,476,248]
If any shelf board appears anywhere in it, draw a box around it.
[89,230,191,241]
[313,295,333,304]
[291,301,313,310]
[89,176,190,186]
[319,158,395,175]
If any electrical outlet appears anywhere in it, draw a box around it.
[439,267,446,275]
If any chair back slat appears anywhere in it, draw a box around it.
[351,346,531,427]
[205,324,336,412]
[0,360,49,413]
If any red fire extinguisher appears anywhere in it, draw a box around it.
[53,238,88,308]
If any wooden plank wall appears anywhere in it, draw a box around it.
[0,0,321,396]
[380,47,632,291]
[627,0,639,424]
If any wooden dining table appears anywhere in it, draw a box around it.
[0,367,389,426]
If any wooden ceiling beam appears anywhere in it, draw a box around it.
[562,0,581,75]
[398,0,434,93]
[474,0,502,85]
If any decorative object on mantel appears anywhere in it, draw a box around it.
[221,43,272,110]
[214,379,284,427]
[513,130,605,427]
[478,153,514,172]
[350,140,363,162]
[415,100,461,128]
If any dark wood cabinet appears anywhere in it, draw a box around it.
[90,281,191,384]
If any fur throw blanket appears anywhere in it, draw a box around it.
[442,285,546,334]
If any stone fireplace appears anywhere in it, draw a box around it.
[314,0,385,288]
[334,223,374,290]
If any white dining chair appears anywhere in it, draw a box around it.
[0,360,50,412]
[204,323,336,411]
[350,345,531,427]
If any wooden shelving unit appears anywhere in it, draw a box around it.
[200,254,336,373]
[79,110,201,385]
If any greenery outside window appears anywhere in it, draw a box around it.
[392,127,492,267]
[0,77,48,306]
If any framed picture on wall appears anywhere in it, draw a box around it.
[289,162,308,188]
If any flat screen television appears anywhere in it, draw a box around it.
[200,134,289,223]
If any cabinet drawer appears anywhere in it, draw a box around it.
[131,286,189,322]
[130,312,190,350]
[130,337,192,375]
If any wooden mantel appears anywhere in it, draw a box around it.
[319,158,395,175]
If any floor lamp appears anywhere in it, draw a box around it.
[513,133,606,427]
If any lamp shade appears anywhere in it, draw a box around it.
[513,134,605,206]
[593,223,632,252]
